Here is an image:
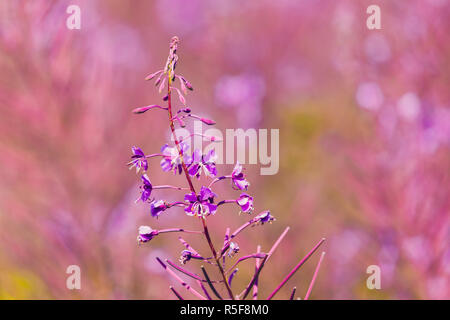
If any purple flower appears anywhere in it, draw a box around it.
[137,226,158,244]
[150,200,168,217]
[231,162,250,190]
[236,193,254,213]
[129,146,148,172]
[139,174,153,202]
[227,242,240,257]
[184,186,218,217]
[179,250,193,264]
[188,149,217,178]
[160,142,191,175]
[255,210,275,225]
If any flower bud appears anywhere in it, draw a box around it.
[145,70,162,81]
[132,105,164,114]
[200,118,216,125]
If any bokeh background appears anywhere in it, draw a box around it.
[0,0,449,299]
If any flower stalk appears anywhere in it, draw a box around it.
[164,38,234,299]
[128,36,325,300]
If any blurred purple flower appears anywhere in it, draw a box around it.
[150,200,168,218]
[397,92,421,122]
[179,249,193,264]
[184,186,217,217]
[364,34,391,64]
[137,226,158,244]
[139,174,153,202]
[227,242,240,258]
[255,211,275,225]
[160,142,191,175]
[231,162,250,190]
[215,73,265,127]
[236,193,254,213]
[156,0,206,36]
[128,146,148,172]
[188,149,217,178]
[355,82,384,111]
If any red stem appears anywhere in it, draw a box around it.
[304,251,326,300]
[266,238,325,300]
[166,71,234,300]
[225,253,267,274]
[253,245,261,300]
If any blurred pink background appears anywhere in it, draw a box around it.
[0,0,448,299]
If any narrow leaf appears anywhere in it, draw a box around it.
[201,265,223,300]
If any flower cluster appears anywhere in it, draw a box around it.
[128,37,325,300]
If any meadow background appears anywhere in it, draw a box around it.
[0,0,448,299]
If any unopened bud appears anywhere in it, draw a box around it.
[200,118,216,125]
[132,105,164,114]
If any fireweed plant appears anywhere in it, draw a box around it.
[128,37,325,300]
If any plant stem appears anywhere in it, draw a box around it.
[201,217,235,299]
[304,251,326,300]
[253,245,261,300]
[166,70,234,300]
[266,238,325,300]
[156,257,206,300]
[167,81,195,193]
